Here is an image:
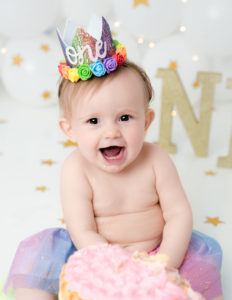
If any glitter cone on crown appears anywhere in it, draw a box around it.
[57,15,127,82]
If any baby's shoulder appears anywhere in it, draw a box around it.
[143,142,174,172]
[143,142,170,161]
[61,148,85,174]
[144,142,176,177]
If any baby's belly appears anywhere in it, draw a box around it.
[95,205,165,253]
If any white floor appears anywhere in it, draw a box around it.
[0,83,231,299]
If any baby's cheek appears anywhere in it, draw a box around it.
[128,126,145,144]
[77,129,96,150]
[126,129,145,155]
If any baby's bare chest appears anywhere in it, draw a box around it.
[89,168,158,218]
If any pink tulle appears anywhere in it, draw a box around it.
[3,229,223,299]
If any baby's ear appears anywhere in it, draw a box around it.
[145,109,155,130]
[58,118,75,141]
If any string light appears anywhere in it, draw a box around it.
[179,26,186,32]
[137,37,144,44]
[1,48,7,54]
[114,21,121,28]
[171,110,177,117]
[148,42,155,48]
[181,0,188,3]
[192,55,199,62]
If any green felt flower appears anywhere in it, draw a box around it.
[78,64,93,80]
[113,40,120,48]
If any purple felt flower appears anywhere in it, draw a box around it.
[103,57,118,74]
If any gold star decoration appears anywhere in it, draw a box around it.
[193,80,199,88]
[41,44,50,52]
[58,218,65,224]
[12,54,22,66]
[0,120,7,124]
[205,170,216,176]
[133,0,149,8]
[61,140,78,148]
[205,217,224,226]
[42,91,51,100]
[169,61,178,69]
[41,160,55,166]
[36,186,47,192]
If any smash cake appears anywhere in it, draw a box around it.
[59,244,204,300]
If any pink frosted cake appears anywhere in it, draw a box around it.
[59,244,204,300]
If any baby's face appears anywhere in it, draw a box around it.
[67,68,153,173]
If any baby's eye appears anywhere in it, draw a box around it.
[120,115,131,122]
[88,118,98,124]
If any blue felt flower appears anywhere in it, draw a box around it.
[90,60,106,77]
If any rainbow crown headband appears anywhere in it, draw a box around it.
[57,15,127,82]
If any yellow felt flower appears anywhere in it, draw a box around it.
[68,68,80,82]
[117,43,125,49]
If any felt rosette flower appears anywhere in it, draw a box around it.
[77,64,93,80]
[68,68,80,82]
[116,43,127,60]
[58,62,70,79]
[103,57,118,74]
[112,53,124,66]
[90,60,106,77]
[113,39,120,48]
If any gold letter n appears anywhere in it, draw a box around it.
[156,69,221,157]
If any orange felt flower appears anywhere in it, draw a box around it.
[116,46,127,59]
[61,65,70,79]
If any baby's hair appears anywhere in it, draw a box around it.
[58,60,154,118]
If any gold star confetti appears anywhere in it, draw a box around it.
[205,170,216,176]
[42,91,51,99]
[133,0,149,8]
[36,186,47,192]
[169,61,178,69]
[41,44,50,52]
[41,160,55,166]
[12,54,22,66]
[111,31,116,37]
[205,217,224,226]
[60,140,78,147]
[58,218,65,224]
[0,120,7,124]
[193,80,199,88]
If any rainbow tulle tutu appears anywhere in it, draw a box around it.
[4,229,222,299]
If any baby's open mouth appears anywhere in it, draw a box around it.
[100,146,125,161]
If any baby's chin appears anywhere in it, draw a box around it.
[100,163,126,174]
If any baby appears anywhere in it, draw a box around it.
[4,17,223,300]
[57,61,193,265]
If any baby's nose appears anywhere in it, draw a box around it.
[104,124,121,139]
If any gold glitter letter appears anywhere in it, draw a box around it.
[217,78,232,168]
[156,69,221,157]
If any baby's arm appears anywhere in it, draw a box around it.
[60,150,108,249]
[153,146,193,269]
